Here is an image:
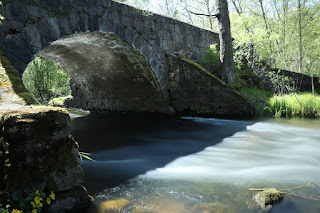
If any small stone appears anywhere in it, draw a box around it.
[254,188,283,211]
[100,198,131,212]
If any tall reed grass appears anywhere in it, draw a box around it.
[267,93,320,118]
[239,87,320,118]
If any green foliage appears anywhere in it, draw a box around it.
[200,45,221,77]
[4,190,55,213]
[267,93,320,118]
[79,152,95,162]
[239,87,273,117]
[239,87,320,118]
[48,96,71,106]
[267,70,295,94]
[234,68,261,90]
[0,1,4,25]
[230,2,320,77]
[22,57,71,105]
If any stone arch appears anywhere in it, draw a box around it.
[37,32,167,112]
[0,0,255,118]
[0,0,219,90]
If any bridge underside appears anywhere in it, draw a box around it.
[39,32,167,112]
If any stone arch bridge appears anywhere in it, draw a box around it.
[0,0,252,117]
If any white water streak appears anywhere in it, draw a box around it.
[143,120,320,185]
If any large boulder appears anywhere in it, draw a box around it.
[0,106,92,212]
[165,54,254,118]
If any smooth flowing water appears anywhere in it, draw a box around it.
[69,109,320,213]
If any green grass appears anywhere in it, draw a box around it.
[239,87,273,117]
[268,93,320,118]
[239,87,320,118]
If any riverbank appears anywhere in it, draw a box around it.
[239,87,320,118]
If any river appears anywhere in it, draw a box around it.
[68,109,320,213]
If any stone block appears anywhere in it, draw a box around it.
[165,54,254,118]
[27,6,48,19]
[4,2,27,22]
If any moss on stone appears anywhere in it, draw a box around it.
[180,57,224,83]
[0,106,69,117]
[0,49,37,105]
[179,57,247,98]
[48,96,71,106]
[254,188,283,210]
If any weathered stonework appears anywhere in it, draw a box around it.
[0,106,92,212]
[0,0,255,117]
[165,54,254,118]
[0,0,219,90]
[39,32,167,112]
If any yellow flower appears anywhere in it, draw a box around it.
[39,203,43,208]
[35,190,40,196]
[11,210,22,213]
[31,201,36,208]
[32,209,37,213]
[34,196,43,204]
[46,198,51,205]
[49,191,55,200]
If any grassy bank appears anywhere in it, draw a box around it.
[268,93,320,118]
[239,87,273,117]
[239,87,320,118]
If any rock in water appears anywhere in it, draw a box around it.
[100,198,131,212]
[254,188,283,211]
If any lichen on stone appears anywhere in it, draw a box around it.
[180,57,225,85]
[254,188,283,211]
[0,49,37,105]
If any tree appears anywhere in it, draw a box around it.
[216,0,235,85]
[188,0,235,85]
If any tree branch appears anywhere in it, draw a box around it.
[188,10,220,18]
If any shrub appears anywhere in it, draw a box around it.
[239,87,273,117]
[200,45,221,77]
[48,96,71,106]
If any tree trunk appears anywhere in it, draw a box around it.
[216,0,235,85]
[205,0,213,30]
[298,0,303,73]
